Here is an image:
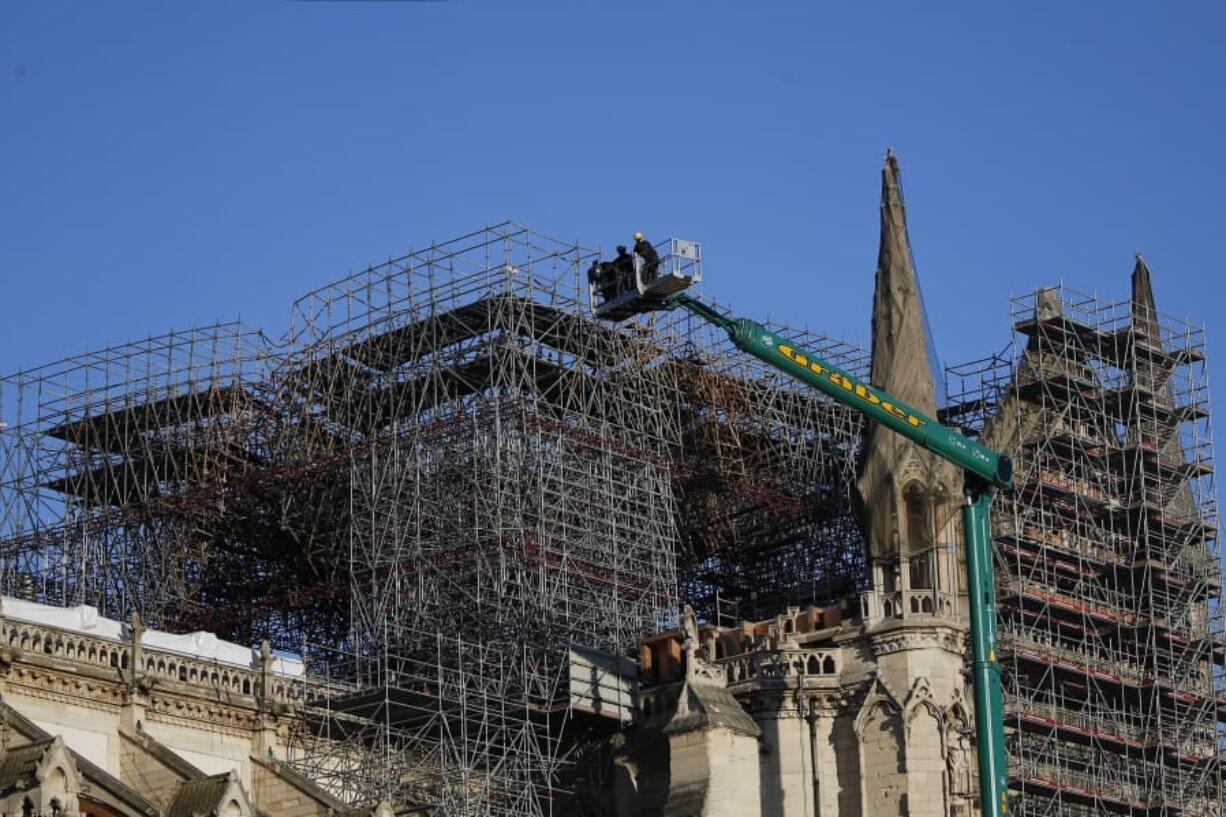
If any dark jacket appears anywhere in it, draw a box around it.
[613,249,635,276]
[634,238,659,265]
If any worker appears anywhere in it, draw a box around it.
[588,259,609,299]
[633,232,660,282]
[612,245,635,292]
[589,258,619,301]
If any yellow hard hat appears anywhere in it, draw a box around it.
[633,231,644,241]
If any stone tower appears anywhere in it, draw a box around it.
[857,149,965,613]
[613,151,985,817]
[853,150,977,817]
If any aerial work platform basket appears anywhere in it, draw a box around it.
[589,237,702,321]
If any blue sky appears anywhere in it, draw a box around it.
[2,2,1223,380]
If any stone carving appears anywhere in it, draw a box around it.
[679,604,724,687]
[947,728,974,798]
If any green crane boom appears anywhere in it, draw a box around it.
[664,292,1012,817]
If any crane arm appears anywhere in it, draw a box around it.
[665,294,1012,489]
[663,292,1012,817]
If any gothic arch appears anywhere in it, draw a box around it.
[947,692,972,733]
[902,677,946,751]
[856,677,906,815]
[854,676,902,738]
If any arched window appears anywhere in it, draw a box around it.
[904,484,934,552]
[47,766,68,789]
[905,484,935,590]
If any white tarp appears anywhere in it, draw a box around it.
[568,645,637,722]
[2,595,303,676]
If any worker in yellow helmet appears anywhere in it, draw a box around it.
[633,232,660,282]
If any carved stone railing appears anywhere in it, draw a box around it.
[136,646,295,704]
[3,618,129,673]
[635,645,844,721]
[861,588,956,623]
[0,606,302,707]
[721,647,841,686]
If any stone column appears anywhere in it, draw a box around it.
[120,611,147,733]
[808,696,844,817]
[754,690,812,817]
[0,596,9,698]
[252,640,280,757]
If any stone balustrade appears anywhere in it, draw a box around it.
[861,588,955,622]
[4,619,129,673]
[0,606,301,707]
[721,647,841,686]
[635,645,844,721]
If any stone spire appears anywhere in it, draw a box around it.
[1129,253,1174,400]
[866,148,939,413]
[1130,253,1172,398]
[1131,253,1160,342]
[856,150,962,567]
[1128,255,1195,517]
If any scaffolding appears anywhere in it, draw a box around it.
[667,307,870,622]
[0,222,870,813]
[275,224,869,811]
[0,324,342,645]
[8,220,1222,814]
[945,284,1226,816]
